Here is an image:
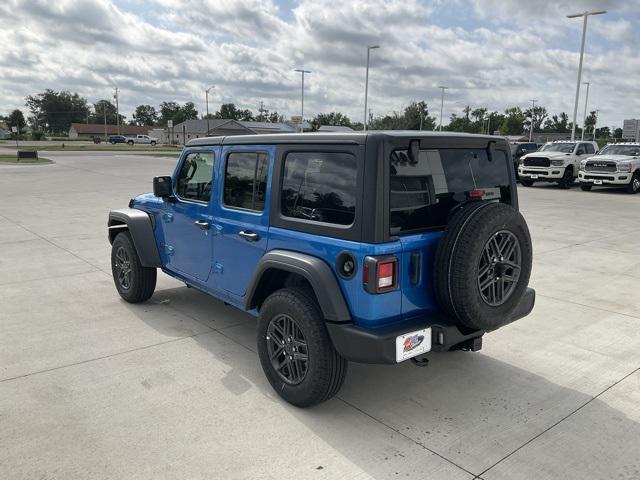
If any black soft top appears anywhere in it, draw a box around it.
[186,131,503,147]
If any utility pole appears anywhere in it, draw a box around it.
[593,109,599,140]
[529,99,537,142]
[294,69,310,133]
[104,104,107,141]
[438,86,448,131]
[205,85,215,135]
[581,81,590,140]
[567,10,606,141]
[364,45,380,131]
[114,87,120,135]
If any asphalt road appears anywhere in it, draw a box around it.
[1,151,639,479]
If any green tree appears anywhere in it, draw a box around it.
[214,103,254,121]
[613,128,623,139]
[524,105,547,135]
[132,105,158,126]
[8,109,26,133]
[89,100,124,125]
[543,112,569,133]
[368,101,436,131]
[25,89,90,134]
[498,107,526,135]
[159,101,200,125]
[310,112,353,131]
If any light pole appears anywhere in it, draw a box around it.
[114,87,120,135]
[567,10,606,141]
[581,81,590,140]
[529,99,537,142]
[205,85,215,136]
[364,45,380,131]
[593,109,599,140]
[438,86,448,131]
[294,69,311,133]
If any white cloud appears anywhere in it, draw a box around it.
[0,0,638,128]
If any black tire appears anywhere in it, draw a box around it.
[558,167,575,189]
[580,184,592,191]
[257,288,347,407]
[520,179,534,187]
[127,140,134,146]
[434,201,532,331]
[111,232,156,303]
[626,172,640,194]
[151,141,156,146]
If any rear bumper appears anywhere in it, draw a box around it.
[327,287,535,364]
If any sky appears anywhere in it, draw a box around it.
[0,0,638,129]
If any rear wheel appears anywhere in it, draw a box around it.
[580,184,592,191]
[151,141,157,146]
[111,232,156,303]
[558,167,575,189]
[127,140,134,146]
[257,288,347,407]
[520,179,534,187]
[626,172,640,194]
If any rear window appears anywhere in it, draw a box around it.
[390,148,510,233]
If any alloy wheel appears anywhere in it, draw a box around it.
[114,246,132,290]
[266,314,309,385]
[477,230,522,306]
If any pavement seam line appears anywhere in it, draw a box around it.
[0,332,213,384]
[335,396,478,478]
[476,364,640,478]
[537,292,640,321]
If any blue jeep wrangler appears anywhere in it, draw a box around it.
[109,132,535,407]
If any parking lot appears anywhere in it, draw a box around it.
[1,151,639,480]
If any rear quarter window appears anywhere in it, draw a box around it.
[390,148,511,233]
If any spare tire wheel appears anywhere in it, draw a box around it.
[434,201,532,331]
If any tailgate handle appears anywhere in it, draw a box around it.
[410,252,420,285]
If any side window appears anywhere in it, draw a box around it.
[223,152,269,211]
[576,144,586,155]
[585,143,595,154]
[281,152,357,226]
[176,151,215,203]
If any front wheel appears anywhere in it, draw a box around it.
[127,140,134,146]
[111,232,156,303]
[257,288,347,407]
[558,168,575,189]
[580,184,592,191]
[520,179,534,187]
[150,141,157,146]
[626,172,640,194]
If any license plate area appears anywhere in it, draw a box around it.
[530,174,539,179]
[594,179,603,185]
[396,328,432,362]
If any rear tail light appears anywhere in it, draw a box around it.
[363,256,398,293]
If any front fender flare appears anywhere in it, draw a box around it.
[245,250,352,323]
[108,208,162,268]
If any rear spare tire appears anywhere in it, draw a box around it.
[434,201,532,331]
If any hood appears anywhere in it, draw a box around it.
[521,151,568,160]
[585,154,638,163]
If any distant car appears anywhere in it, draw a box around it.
[108,135,127,144]
[518,140,599,189]
[578,142,640,194]
[126,134,158,146]
[509,142,539,179]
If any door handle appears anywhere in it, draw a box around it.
[239,230,259,242]
[194,220,210,230]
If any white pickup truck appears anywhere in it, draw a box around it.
[518,140,599,189]
[126,134,158,146]
[578,143,640,194]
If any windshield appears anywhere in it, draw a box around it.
[540,143,575,153]
[599,145,640,156]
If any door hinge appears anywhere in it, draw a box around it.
[213,262,223,274]
[162,213,174,223]
[162,244,175,255]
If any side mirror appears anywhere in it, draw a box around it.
[407,139,420,165]
[153,176,173,198]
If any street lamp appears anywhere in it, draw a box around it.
[438,86,448,131]
[205,85,215,136]
[581,81,590,140]
[529,99,537,142]
[364,45,380,131]
[593,109,599,140]
[567,10,606,141]
[294,69,311,133]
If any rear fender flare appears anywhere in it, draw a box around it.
[245,250,352,323]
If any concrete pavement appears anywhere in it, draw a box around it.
[1,152,639,479]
